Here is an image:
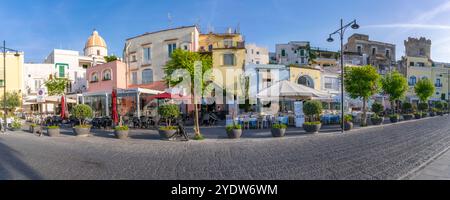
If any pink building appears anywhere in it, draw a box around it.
[86,60,128,92]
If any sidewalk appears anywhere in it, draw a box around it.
[412,148,450,180]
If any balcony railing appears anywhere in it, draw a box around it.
[213,41,245,49]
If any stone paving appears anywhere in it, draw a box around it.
[0,115,450,180]
[411,149,450,180]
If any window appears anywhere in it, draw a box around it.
[256,61,260,64]
[142,69,153,84]
[385,49,390,58]
[82,64,88,68]
[300,49,305,56]
[131,72,137,85]
[256,51,260,55]
[103,69,111,81]
[74,71,78,80]
[372,47,377,55]
[436,79,441,87]
[97,50,100,56]
[132,55,137,62]
[184,45,188,50]
[324,77,339,90]
[281,49,286,57]
[34,79,42,90]
[223,54,235,66]
[419,48,425,56]
[168,43,176,57]
[251,49,254,54]
[143,47,151,63]
[410,62,415,67]
[301,57,306,64]
[417,62,425,67]
[91,72,99,82]
[409,76,416,86]
[208,44,213,52]
[297,75,314,88]
[357,46,362,54]
[223,39,233,47]
[59,65,65,78]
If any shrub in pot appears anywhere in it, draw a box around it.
[10,119,22,131]
[343,114,353,131]
[443,102,448,114]
[430,108,437,117]
[371,103,384,116]
[114,125,129,139]
[158,104,180,139]
[47,125,60,137]
[271,123,287,137]
[226,124,242,139]
[402,102,413,120]
[29,123,41,133]
[370,103,384,125]
[371,114,384,125]
[414,112,422,119]
[72,104,93,137]
[389,114,399,123]
[302,100,322,134]
[418,103,428,118]
[434,101,444,116]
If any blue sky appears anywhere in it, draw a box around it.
[1,0,450,62]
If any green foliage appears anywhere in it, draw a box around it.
[74,124,91,128]
[402,102,413,114]
[226,124,242,131]
[344,114,353,122]
[44,77,69,96]
[371,114,382,119]
[11,119,21,129]
[272,123,287,129]
[381,71,408,101]
[158,104,180,127]
[434,101,444,110]
[30,123,38,127]
[114,125,129,131]
[389,114,399,119]
[159,126,178,131]
[303,100,323,122]
[414,79,435,102]
[0,91,21,109]
[47,125,60,129]
[303,121,322,125]
[72,104,93,125]
[344,65,381,100]
[418,102,429,112]
[443,102,448,110]
[193,134,205,140]
[104,55,118,63]
[371,103,384,115]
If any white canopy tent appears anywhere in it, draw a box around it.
[256,80,332,100]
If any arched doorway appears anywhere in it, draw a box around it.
[297,75,314,88]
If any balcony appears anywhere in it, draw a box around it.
[213,41,245,49]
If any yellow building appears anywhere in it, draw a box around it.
[199,32,246,92]
[0,52,24,95]
[289,65,322,91]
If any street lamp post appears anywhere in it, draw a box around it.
[1,41,21,133]
[326,19,359,133]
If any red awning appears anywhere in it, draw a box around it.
[149,92,191,100]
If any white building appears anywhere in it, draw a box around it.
[124,26,200,85]
[275,41,310,66]
[245,44,269,65]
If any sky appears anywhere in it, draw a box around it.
[1,0,450,63]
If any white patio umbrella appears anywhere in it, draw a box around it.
[257,80,331,100]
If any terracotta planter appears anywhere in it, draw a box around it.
[343,121,353,131]
[73,127,91,137]
[227,129,242,139]
[47,128,60,137]
[371,117,384,125]
[158,129,177,139]
[303,123,322,134]
[271,128,286,137]
[114,130,129,139]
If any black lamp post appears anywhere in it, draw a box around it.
[1,40,21,132]
[326,19,359,133]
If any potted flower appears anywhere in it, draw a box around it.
[158,104,180,139]
[402,102,414,120]
[271,123,287,137]
[226,123,242,139]
[47,125,60,137]
[343,114,353,131]
[303,100,322,134]
[114,125,129,139]
[29,123,41,133]
[72,104,93,137]
[10,119,22,131]
[389,114,399,123]
[418,103,428,118]
[370,103,384,125]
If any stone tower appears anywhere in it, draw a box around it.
[404,37,431,59]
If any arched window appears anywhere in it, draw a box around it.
[409,76,416,86]
[142,69,153,84]
[297,75,314,88]
[91,72,99,82]
[102,69,111,81]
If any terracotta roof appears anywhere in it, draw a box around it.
[85,30,107,49]
[127,81,167,91]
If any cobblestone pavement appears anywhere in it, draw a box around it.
[0,116,449,180]
[411,148,450,180]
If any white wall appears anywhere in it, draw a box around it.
[245,44,269,65]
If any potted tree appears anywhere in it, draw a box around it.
[443,102,449,114]
[226,123,243,139]
[271,123,287,137]
[414,79,435,118]
[344,65,381,127]
[343,114,353,131]
[370,103,384,125]
[47,125,60,137]
[434,101,444,116]
[72,104,93,137]
[381,71,408,124]
[10,119,22,131]
[418,102,429,118]
[114,125,129,139]
[158,104,180,139]
[402,102,414,120]
[303,100,322,134]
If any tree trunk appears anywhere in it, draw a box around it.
[194,103,201,136]
[391,100,395,115]
[361,97,367,126]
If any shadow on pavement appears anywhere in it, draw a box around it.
[0,138,43,180]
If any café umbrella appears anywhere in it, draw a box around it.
[112,89,118,125]
[60,95,66,119]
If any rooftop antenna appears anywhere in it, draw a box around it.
[168,13,173,28]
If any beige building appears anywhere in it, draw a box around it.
[245,43,269,65]
[0,52,24,95]
[124,26,200,86]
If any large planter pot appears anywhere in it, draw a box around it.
[389,116,399,123]
[73,127,91,137]
[30,126,42,134]
[114,130,129,139]
[437,111,443,116]
[271,128,286,137]
[422,113,428,118]
[414,114,422,119]
[371,117,384,125]
[303,123,322,134]
[227,129,242,139]
[10,128,21,131]
[430,112,436,117]
[403,114,413,121]
[47,128,60,137]
[158,129,177,139]
[343,121,353,131]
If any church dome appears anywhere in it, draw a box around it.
[84,30,107,50]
